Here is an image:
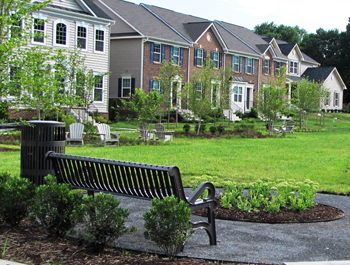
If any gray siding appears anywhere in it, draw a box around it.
[109,39,142,99]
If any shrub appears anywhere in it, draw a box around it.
[143,196,194,259]
[195,124,206,133]
[83,121,97,134]
[77,193,136,253]
[183,124,190,133]
[235,110,243,119]
[29,175,84,237]
[61,113,77,129]
[110,99,120,123]
[249,107,259,119]
[0,100,9,120]
[209,126,217,135]
[0,176,35,226]
[95,114,107,124]
[217,125,225,134]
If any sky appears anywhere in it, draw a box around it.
[125,0,350,34]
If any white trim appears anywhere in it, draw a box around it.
[31,13,47,45]
[53,19,70,48]
[93,75,104,102]
[121,77,131,98]
[94,25,106,54]
[75,21,89,51]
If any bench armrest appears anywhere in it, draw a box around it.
[187,181,215,204]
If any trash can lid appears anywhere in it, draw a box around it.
[27,120,65,126]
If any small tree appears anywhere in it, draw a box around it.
[255,67,289,136]
[123,89,163,140]
[291,77,328,129]
[158,60,183,128]
[184,56,218,135]
[218,66,234,125]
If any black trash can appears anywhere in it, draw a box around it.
[21,121,65,185]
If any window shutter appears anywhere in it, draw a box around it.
[161,44,165,63]
[219,52,222,68]
[269,60,271,75]
[170,46,174,60]
[334,92,336,107]
[245,58,248,73]
[131,78,135,95]
[252,59,255,75]
[118,78,122,97]
[194,48,197,66]
[150,42,154,62]
[232,55,235,69]
[210,51,213,60]
[149,79,154,92]
[203,49,207,66]
[180,48,184,66]
[160,83,164,95]
[239,56,243,73]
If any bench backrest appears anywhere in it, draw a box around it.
[97,124,112,141]
[69,123,84,139]
[45,151,187,201]
[155,123,166,140]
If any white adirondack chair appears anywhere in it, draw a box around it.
[96,124,121,147]
[66,123,85,146]
[281,120,295,134]
[138,123,154,142]
[154,123,174,142]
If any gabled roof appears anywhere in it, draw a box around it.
[80,0,112,19]
[302,67,336,83]
[183,22,212,42]
[279,43,296,56]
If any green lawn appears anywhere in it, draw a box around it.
[1,112,350,194]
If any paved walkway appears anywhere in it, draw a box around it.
[115,190,350,265]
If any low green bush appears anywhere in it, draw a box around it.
[29,175,84,237]
[61,113,77,129]
[217,125,225,134]
[219,178,318,213]
[195,124,206,133]
[209,126,217,135]
[0,176,35,226]
[183,124,190,133]
[143,196,194,259]
[76,193,136,253]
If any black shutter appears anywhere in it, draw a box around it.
[131,78,135,95]
[203,49,207,66]
[194,48,197,66]
[219,52,222,68]
[118,78,122,97]
[150,42,154,62]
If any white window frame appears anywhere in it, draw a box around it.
[212,51,219,69]
[196,48,203,66]
[32,13,47,45]
[263,59,270,75]
[172,46,180,65]
[76,21,89,51]
[153,43,161,63]
[121,77,131,98]
[246,58,253,74]
[195,82,202,99]
[94,25,106,54]
[53,19,69,47]
[275,61,281,74]
[93,75,104,102]
[325,92,330,106]
[153,79,161,93]
[234,86,242,102]
[289,61,298,74]
[335,92,339,107]
[232,55,239,72]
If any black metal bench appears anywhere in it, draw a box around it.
[45,151,217,248]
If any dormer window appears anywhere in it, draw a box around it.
[289,61,298,74]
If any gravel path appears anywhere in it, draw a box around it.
[114,190,350,265]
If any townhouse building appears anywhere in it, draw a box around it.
[92,0,346,118]
[6,0,114,120]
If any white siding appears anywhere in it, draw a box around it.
[323,71,344,110]
[51,0,84,11]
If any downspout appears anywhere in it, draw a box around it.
[140,38,145,89]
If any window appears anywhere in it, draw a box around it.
[77,26,87,50]
[95,29,104,52]
[275,61,281,74]
[289,61,298,74]
[232,55,240,72]
[153,43,161,63]
[94,76,103,102]
[325,92,330,106]
[33,18,45,43]
[195,82,202,99]
[195,48,203,66]
[334,92,339,107]
[9,67,21,97]
[56,23,67,45]
[150,79,163,94]
[234,86,242,102]
[11,15,22,39]
[263,59,270,75]
[172,47,180,65]
[245,58,254,74]
[212,51,219,69]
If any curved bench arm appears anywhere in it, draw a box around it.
[187,181,215,204]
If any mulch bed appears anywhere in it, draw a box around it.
[193,196,345,223]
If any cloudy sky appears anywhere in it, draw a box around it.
[125,0,349,34]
